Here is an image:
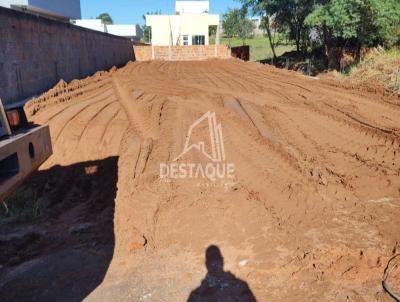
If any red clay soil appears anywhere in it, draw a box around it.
[1,59,400,301]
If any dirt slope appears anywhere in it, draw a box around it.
[2,59,400,301]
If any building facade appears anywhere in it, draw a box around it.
[74,19,106,32]
[146,0,219,46]
[106,24,143,42]
[0,0,81,20]
[250,16,265,36]
[74,19,143,42]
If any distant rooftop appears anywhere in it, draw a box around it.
[74,19,143,42]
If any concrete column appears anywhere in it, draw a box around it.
[215,24,220,58]
[216,23,220,45]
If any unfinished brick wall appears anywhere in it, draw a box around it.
[134,46,153,61]
[0,7,134,105]
[133,45,231,61]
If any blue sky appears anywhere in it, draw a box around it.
[81,0,240,25]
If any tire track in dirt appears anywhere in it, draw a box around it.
[21,59,400,302]
[77,102,119,144]
[53,98,115,142]
[32,86,114,124]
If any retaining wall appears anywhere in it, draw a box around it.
[134,45,231,61]
[0,7,134,105]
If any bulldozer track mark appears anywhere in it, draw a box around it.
[19,60,400,302]
[157,99,167,126]
[141,140,154,174]
[112,78,158,140]
[323,102,399,138]
[301,100,398,148]
[99,108,122,143]
[133,143,142,179]
[53,98,113,143]
[43,88,114,123]
[77,101,119,144]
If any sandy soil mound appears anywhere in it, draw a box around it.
[1,59,400,301]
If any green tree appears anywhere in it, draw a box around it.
[239,18,256,45]
[259,15,278,59]
[306,0,400,60]
[223,8,241,46]
[209,25,217,37]
[96,13,113,25]
[142,10,161,44]
[222,8,255,46]
[241,0,315,56]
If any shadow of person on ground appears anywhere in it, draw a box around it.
[0,157,118,302]
[188,245,257,302]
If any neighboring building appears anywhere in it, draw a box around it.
[74,19,143,42]
[107,24,143,42]
[0,0,81,20]
[250,16,262,29]
[146,0,219,46]
[74,19,106,32]
[250,16,265,36]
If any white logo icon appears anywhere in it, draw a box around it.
[160,111,235,186]
[174,111,226,162]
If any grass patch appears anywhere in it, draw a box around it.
[211,35,295,61]
[0,184,49,223]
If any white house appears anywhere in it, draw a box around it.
[74,19,106,32]
[250,16,265,36]
[0,0,81,20]
[146,0,219,46]
[107,24,143,42]
[74,19,143,42]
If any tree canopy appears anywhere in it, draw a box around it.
[142,11,161,44]
[240,0,400,60]
[97,13,113,25]
[306,0,400,49]
[240,0,315,54]
[222,8,255,46]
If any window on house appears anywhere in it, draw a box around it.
[192,35,205,45]
[183,35,189,46]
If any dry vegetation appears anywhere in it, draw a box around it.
[330,47,400,93]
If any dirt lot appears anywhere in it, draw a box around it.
[1,59,400,301]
